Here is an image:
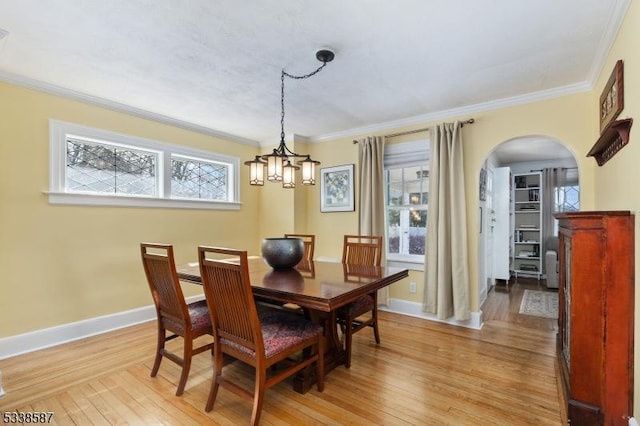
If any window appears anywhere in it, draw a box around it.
[49,120,240,209]
[551,184,580,235]
[171,155,232,201]
[555,185,580,212]
[384,141,429,267]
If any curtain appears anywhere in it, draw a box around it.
[357,136,388,305]
[541,167,567,273]
[423,121,470,320]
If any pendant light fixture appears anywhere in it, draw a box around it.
[245,48,334,188]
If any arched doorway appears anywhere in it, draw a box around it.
[477,135,580,306]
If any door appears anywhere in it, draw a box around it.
[492,167,511,281]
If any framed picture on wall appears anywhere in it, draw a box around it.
[599,60,624,133]
[320,164,355,212]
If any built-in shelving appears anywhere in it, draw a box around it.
[511,172,542,280]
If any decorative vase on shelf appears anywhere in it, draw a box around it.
[261,237,304,269]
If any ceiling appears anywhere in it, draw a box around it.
[0,0,631,157]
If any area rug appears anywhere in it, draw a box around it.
[519,289,558,319]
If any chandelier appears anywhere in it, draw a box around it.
[245,49,335,188]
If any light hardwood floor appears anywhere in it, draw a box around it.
[1,281,563,425]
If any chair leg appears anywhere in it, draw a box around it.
[150,322,165,377]
[176,336,193,396]
[205,348,223,412]
[372,308,381,344]
[251,368,267,426]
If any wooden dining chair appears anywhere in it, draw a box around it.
[140,243,214,396]
[198,246,324,425]
[284,233,315,261]
[337,235,383,368]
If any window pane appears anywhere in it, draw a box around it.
[388,182,403,206]
[409,210,427,255]
[387,209,401,254]
[553,185,580,213]
[171,156,229,201]
[66,139,157,195]
[404,166,423,182]
[387,168,403,183]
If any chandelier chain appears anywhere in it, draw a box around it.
[280,61,329,145]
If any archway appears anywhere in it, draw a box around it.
[476,135,580,306]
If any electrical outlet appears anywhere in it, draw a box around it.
[409,282,417,293]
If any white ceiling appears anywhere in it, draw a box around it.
[0,0,631,159]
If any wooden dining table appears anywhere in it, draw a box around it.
[176,256,408,393]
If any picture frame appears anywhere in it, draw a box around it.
[599,59,624,133]
[320,164,355,212]
[479,168,487,201]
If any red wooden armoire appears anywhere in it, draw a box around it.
[556,211,634,425]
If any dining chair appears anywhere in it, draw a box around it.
[140,243,214,396]
[284,233,315,261]
[198,246,324,425]
[337,234,383,368]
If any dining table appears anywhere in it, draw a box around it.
[176,256,409,394]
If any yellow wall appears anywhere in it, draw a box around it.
[0,82,261,337]
[0,67,601,335]
[306,93,596,309]
[590,0,640,415]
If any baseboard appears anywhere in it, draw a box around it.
[0,296,205,360]
[379,298,484,330]
[1,295,482,360]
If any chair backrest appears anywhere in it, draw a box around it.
[198,246,263,357]
[342,235,383,266]
[140,243,189,325]
[284,233,315,261]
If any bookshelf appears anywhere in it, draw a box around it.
[511,172,542,279]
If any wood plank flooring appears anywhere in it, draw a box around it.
[0,280,563,425]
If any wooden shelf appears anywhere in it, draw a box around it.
[587,118,633,166]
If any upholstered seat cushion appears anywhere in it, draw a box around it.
[222,309,322,359]
[187,299,212,330]
[340,294,374,317]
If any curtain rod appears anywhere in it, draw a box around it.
[531,167,578,172]
[352,118,474,144]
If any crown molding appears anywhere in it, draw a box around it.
[0,70,260,147]
[0,66,599,147]
[585,0,632,85]
[309,81,592,142]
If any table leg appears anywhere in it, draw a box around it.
[293,309,345,394]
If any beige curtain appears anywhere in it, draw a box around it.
[357,136,388,305]
[423,122,470,320]
[541,167,568,272]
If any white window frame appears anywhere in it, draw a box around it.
[384,140,429,271]
[48,120,241,210]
